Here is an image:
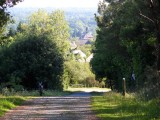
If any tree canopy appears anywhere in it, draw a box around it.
[91,0,160,95]
[0,0,22,32]
[0,9,70,90]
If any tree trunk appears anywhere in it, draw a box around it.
[148,0,160,70]
[155,25,160,71]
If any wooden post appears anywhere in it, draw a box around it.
[122,78,126,96]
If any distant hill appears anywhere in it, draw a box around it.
[7,7,97,38]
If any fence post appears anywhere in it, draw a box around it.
[122,78,126,97]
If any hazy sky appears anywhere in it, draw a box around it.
[15,0,101,8]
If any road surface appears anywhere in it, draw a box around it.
[0,92,100,120]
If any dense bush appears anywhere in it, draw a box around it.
[0,34,64,90]
[137,66,160,100]
[64,61,97,87]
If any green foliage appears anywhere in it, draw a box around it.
[0,96,27,117]
[91,0,158,93]
[78,44,92,57]
[7,8,97,39]
[0,0,22,33]
[0,33,64,90]
[64,61,95,86]
[0,9,70,90]
[137,66,160,100]
[91,0,131,90]
[92,92,160,120]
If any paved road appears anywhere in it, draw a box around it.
[0,92,99,120]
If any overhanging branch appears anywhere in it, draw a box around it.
[139,11,154,23]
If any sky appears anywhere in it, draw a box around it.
[15,0,101,8]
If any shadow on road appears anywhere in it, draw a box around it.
[0,92,100,120]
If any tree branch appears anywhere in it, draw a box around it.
[139,11,155,23]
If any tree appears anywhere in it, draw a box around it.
[49,10,70,56]
[0,0,22,33]
[28,9,70,58]
[0,9,70,90]
[9,34,63,89]
[64,61,95,86]
[91,0,130,90]
[137,0,160,70]
[91,0,157,91]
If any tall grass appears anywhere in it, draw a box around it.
[92,92,160,120]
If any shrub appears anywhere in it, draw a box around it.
[64,61,96,86]
[0,35,64,90]
[137,66,160,100]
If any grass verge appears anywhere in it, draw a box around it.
[92,92,160,120]
[0,96,28,117]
